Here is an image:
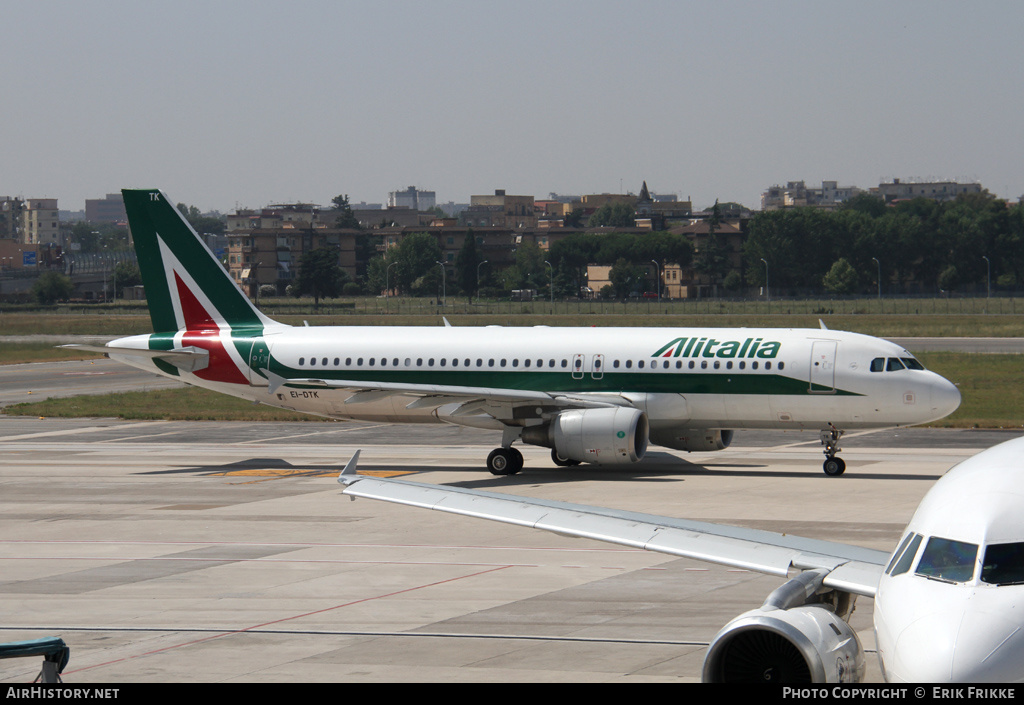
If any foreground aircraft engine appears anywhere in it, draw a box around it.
[521,407,648,466]
[702,571,865,683]
[649,428,734,452]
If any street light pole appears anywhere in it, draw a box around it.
[385,260,398,313]
[435,261,446,308]
[650,259,660,301]
[544,260,553,305]
[872,257,881,299]
[983,255,991,298]
[476,259,488,299]
[760,258,770,303]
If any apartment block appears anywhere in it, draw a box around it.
[225,202,357,295]
[85,193,128,223]
[873,178,982,203]
[761,180,862,210]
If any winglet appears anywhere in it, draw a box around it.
[819,319,829,330]
[443,317,452,327]
[338,450,361,486]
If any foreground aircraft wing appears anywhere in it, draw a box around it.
[264,370,629,410]
[337,457,887,597]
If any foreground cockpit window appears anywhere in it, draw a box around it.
[981,543,1024,585]
[915,537,978,583]
[901,357,925,370]
[887,533,923,576]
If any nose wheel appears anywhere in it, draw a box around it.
[487,446,524,475]
[821,424,846,476]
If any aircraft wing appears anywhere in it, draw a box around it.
[264,370,629,411]
[338,458,888,598]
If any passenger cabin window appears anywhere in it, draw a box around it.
[981,543,1024,585]
[915,536,978,583]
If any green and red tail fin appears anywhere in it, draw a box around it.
[122,189,279,334]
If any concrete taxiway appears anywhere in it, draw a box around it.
[0,415,1015,683]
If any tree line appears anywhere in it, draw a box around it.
[744,192,1024,295]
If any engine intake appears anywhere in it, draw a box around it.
[703,605,865,683]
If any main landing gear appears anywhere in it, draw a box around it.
[551,448,581,467]
[487,446,523,475]
[820,424,846,476]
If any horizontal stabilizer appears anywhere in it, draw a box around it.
[61,344,209,372]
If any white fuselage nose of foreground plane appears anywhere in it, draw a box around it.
[876,578,1024,682]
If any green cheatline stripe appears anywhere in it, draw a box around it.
[263,359,854,396]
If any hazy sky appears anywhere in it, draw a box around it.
[6,0,1023,213]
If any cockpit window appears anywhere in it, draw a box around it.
[901,357,925,371]
[981,543,1024,586]
[870,357,885,372]
[886,357,906,372]
[915,536,978,583]
[888,533,923,576]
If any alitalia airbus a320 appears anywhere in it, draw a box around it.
[71,189,961,476]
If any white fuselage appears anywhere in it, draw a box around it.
[108,325,960,437]
[874,437,1024,682]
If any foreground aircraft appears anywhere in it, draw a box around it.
[81,189,959,476]
[339,436,1024,682]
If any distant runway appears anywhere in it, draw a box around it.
[0,358,184,409]
[0,416,1015,683]
[888,337,1024,353]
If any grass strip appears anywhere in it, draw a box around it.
[2,386,318,422]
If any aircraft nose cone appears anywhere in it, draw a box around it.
[892,608,1023,682]
[929,375,961,419]
[891,612,959,681]
[950,609,1024,682]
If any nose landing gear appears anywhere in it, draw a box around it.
[821,424,846,476]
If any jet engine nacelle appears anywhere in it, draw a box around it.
[702,605,865,683]
[522,407,648,465]
[649,428,734,452]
